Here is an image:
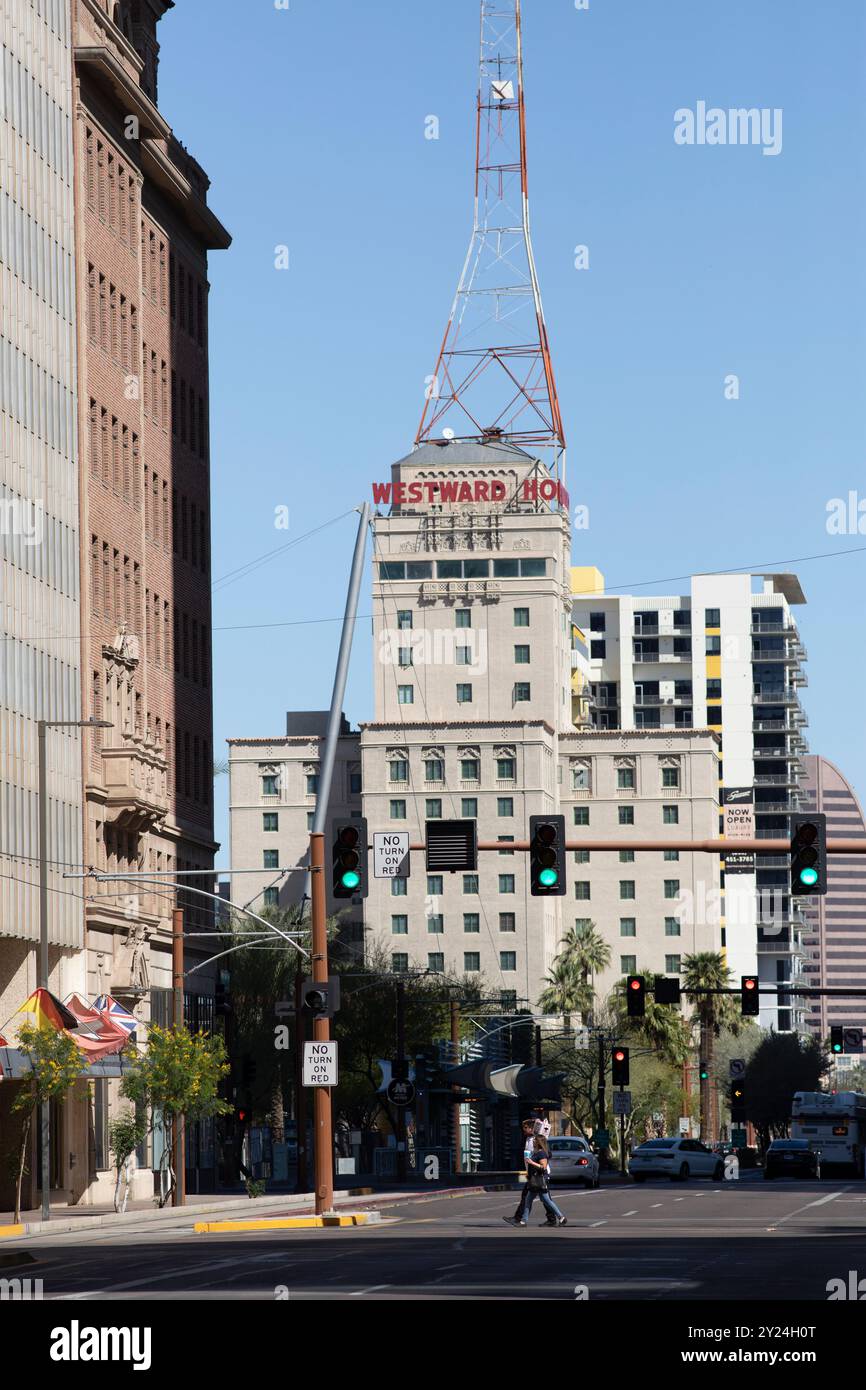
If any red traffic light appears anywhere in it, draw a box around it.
[613,1048,626,1062]
[626,975,646,1017]
[741,975,760,1016]
[629,979,640,991]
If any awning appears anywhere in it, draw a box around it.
[0,1047,136,1081]
[439,1060,564,1103]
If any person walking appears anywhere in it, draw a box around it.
[523,1135,567,1227]
[503,1119,537,1227]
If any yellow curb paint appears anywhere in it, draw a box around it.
[0,1225,25,1238]
[194,1213,375,1233]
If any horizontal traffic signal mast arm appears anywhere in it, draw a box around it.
[402,838,866,853]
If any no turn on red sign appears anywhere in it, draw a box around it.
[303,1041,338,1087]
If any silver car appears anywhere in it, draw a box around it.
[629,1137,725,1183]
[546,1136,600,1188]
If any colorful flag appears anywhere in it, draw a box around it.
[94,994,138,1040]
[14,988,79,1032]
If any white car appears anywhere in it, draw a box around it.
[629,1137,725,1183]
[546,1136,600,1188]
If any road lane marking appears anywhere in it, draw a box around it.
[349,1284,390,1296]
[768,1188,849,1230]
[651,1203,663,1208]
[622,1210,638,1216]
[589,1220,606,1227]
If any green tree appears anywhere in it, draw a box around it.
[682,952,744,1140]
[108,1108,148,1213]
[558,922,611,1019]
[121,1025,231,1206]
[743,1032,829,1152]
[610,971,691,1067]
[11,1023,86,1223]
[538,956,591,1034]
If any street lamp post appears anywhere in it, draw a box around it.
[37,717,111,1221]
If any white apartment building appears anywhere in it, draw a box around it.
[1,1,84,1007]
[571,568,810,1032]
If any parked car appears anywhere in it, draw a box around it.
[547,1136,600,1188]
[736,1145,760,1169]
[629,1137,725,1182]
[763,1138,820,1180]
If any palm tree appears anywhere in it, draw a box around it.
[559,923,611,1016]
[538,956,591,1035]
[612,970,691,1067]
[682,952,744,1141]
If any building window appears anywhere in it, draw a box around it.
[390,800,407,819]
[463,914,480,934]
[574,849,590,864]
[426,799,442,818]
[662,766,680,788]
[462,798,478,818]
[500,952,517,972]
[497,757,516,779]
[705,608,720,627]
[619,849,635,863]
[425,758,444,781]
[396,610,412,629]
[463,874,479,894]
[499,875,515,893]
[263,887,279,907]
[620,918,636,937]
[461,759,479,780]
[664,880,680,899]
[619,881,636,900]
[497,797,514,817]
[397,685,414,704]
[665,917,681,937]
[263,850,279,870]
[617,767,635,789]
[665,955,682,975]
[590,640,606,659]
[350,772,362,794]
[514,645,530,664]
[263,813,278,832]
[664,849,680,861]
[707,678,722,700]
[306,774,319,795]
[428,953,444,973]
[575,882,591,900]
[398,647,413,668]
[572,763,591,791]
[307,812,314,830]
[498,835,514,855]
[427,875,443,895]
[499,913,516,932]
[513,682,531,702]
[262,775,278,796]
[391,915,408,935]
[574,806,590,826]
[428,915,444,934]
[464,952,481,972]
[621,955,637,975]
[618,806,634,826]
[706,635,721,655]
[391,877,407,896]
[457,683,473,703]
[456,646,472,666]
[456,609,471,628]
[590,612,606,631]
[514,607,530,627]
[663,805,679,824]
[392,953,408,973]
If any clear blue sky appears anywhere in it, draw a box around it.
[157,0,866,859]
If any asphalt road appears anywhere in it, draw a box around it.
[14,1173,866,1300]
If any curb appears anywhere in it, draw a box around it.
[0,1225,24,1239]
[0,1250,35,1269]
[194,1211,382,1233]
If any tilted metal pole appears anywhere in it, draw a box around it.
[37,722,50,1222]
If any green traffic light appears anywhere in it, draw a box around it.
[539,868,559,887]
[341,870,361,889]
[799,866,819,887]
[832,1043,842,1053]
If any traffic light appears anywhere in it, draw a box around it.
[331,819,368,899]
[729,1083,746,1122]
[529,814,566,896]
[699,1060,709,1082]
[654,976,681,1007]
[741,975,760,1017]
[790,813,827,897]
[611,1046,630,1086]
[830,1027,844,1055]
[626,975,646,1018]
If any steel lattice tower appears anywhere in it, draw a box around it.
[416,0,566,476]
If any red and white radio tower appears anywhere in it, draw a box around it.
[416,0,566,475]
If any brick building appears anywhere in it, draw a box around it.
[72,0,229,1200]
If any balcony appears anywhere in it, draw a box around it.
[752,688,801,706]
[751,622,787,635]
[101,732,169,833]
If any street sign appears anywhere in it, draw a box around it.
[373,831,410,879]
[843,1027,864,1054]
[594,1128,610,1149]
[729,1058,746,1080]
[302,1041,338,1087]
[679,1116,690,1135]
[275,998,294,1019]
[724,850,755,875]
[612,1091,632,1116]
[723,787,755,845]
[386,1078,416,1107]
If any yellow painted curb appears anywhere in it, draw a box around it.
[0,1225,25,1239]
[194,1213,375,1233]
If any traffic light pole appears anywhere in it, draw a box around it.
[309,833,334,1216]
[451,999,462,1174]
[294,965,308,1193]
[172,907,186,1208]
[396,979,407,1181]
[619,1087,626,1177]
[597,1035,606,1169]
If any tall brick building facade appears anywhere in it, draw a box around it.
[71,0,229,1200]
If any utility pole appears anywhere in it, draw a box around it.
[619,1087,626,1177]
[597,1034,606,1170]
[450,999,461,1174]
[309,832,334,1215]
[172,906,186,1206]
[395,979,406,1181]
[294,964,308,1192]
